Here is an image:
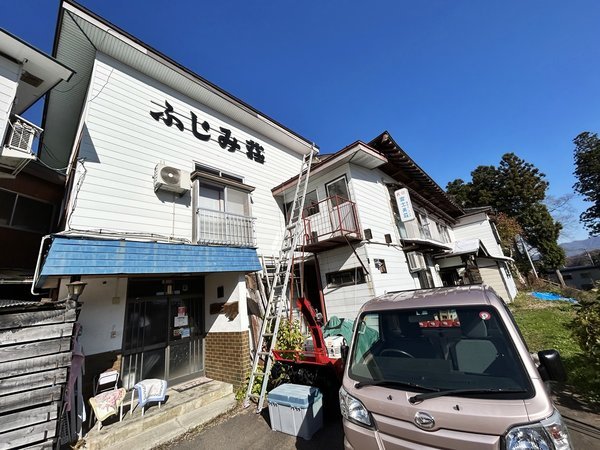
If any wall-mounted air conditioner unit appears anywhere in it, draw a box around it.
[407,251,426,272]
[153,164,191,194]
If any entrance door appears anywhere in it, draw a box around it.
[122,277,204,389]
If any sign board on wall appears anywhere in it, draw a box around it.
[394,188,415,222]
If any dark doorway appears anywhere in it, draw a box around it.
[122,277,204,389]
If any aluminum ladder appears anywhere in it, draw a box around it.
[243,150,314,412]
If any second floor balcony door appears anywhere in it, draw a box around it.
[197,182,254,246]
[326,176,356,236]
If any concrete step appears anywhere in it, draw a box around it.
[84,380,236,450]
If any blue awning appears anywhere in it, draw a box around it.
[37,236,261,284]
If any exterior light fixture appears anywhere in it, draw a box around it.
[66,281,87,301]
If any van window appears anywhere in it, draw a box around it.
[349,306,533,399]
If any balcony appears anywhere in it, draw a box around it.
[195,208,256,247]
[0,115,42,178]
[301,196,361,253]
[398,220,453,251]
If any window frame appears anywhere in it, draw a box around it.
[325,175,350,207]
[325,267,366,288]
[192,166,254,218]
[0,188,55,234]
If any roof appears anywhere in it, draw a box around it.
[359,285,501,314]
[0,28,74,115]
[36,235,261,287]
[41,0,316,168]
[271,141,386,195]
[434,239,513,262]
[368,132,465,218]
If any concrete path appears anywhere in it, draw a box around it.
[168,406,344,450]
[167,398,600,450]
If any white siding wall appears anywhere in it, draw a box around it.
[478,260,512,302]
[349,164,418,295]
[350,165,396,243]
[318,245,374,320]
[59,276,128,356]
[365,243,420,296]
[205,272,248,333]
[0,56,19,145]
[67,53,303,256]
[453,213,504,257]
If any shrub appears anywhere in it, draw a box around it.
[572,293,600,377]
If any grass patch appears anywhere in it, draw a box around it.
[509,292,600,405]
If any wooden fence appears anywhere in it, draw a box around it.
[0,300,76,449]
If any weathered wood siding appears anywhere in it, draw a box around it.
[0,303,75,449]
[66,53,303,256]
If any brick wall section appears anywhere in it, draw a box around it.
[204,331,250,388]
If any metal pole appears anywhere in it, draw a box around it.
[519,235,538,278]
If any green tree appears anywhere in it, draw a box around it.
[493,212,523,256]
[573,132,600,236]
[446,179,471,207]
[446,153,565,269]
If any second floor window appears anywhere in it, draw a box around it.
[326,176,350,207]
[198,183,250,216]
[416,212,432,239]
[436,222,451,243]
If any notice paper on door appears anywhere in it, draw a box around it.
[174,315,188,327]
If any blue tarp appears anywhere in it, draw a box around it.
[531,291,577,304]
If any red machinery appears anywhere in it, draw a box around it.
[272,297,345,381]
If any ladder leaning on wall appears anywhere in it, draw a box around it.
[243,149,315,412]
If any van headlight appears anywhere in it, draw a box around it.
[505,410,571,450]
[339,386,374,429]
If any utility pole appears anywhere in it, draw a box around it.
[519,235,538,278]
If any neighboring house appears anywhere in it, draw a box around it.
[0,29,73,298]
[273,132,517,320]
[33,1,315,391]
[547,265,600,291]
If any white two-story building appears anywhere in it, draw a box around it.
[33,0,315,390]
[273,131,517,320]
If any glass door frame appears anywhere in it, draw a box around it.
[121,277,205,389]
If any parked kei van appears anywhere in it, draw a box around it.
[339,285,572,450]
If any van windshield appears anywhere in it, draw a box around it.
[348,306,533,398]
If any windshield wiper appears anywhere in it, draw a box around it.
[409,388,528,404]
[355,379,439,392]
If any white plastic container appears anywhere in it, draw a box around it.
[267,383,323,440]
[324,335,346,359]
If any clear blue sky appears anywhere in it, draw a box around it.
[4,0,599,242]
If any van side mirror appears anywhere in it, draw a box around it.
[538,349,567,382]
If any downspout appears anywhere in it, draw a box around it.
[31,234,52,296]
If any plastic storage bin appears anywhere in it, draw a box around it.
[267,383,323,440]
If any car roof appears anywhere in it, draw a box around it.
[359,285,503,314]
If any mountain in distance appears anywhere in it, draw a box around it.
[560,236,600,257]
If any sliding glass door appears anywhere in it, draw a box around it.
[122,277,204,389]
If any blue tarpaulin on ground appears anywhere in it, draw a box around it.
[531,291,577,304]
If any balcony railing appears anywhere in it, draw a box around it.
[196,208,255,247]
[302,196,360,250]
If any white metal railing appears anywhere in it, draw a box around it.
[195,208,255,247]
